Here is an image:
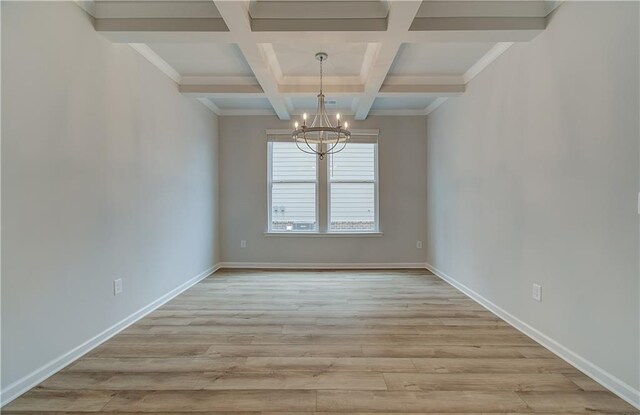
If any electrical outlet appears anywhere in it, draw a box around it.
[114,278,123,296]
[416,241,423,249]
[240,240,247,248]
[532,283,542,302]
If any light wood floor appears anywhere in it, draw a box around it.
[4,269,638,414]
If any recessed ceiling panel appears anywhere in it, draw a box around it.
[209,97,274,110]
[250,0,389,19]
[389,42,496,76]
[272,43,368,77]
[290,96,355,112]
[371,96,436,110]
[148,43,254,76]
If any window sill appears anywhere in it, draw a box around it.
[264,232,383,238]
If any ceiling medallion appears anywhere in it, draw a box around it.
[292,52,351,159]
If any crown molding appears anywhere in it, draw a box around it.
[129,43,181,84]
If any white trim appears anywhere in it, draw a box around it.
[181,76,260,86]
[0,264,221,407]
[369,109,429,116]
[219,262,427,270]
[425,262,640,410]
[196,97,221,116]
[266,128,379,137]
[463,42,514,84]
[264,232,383,237]
[219,109,276,116]
[128,43,181,84]
[383,75,465,86]
[424,97,448,116]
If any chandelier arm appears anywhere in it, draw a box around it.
[326,138,349,155]
[325,132,343,154]
[295,139,318,155]
[303,133,320,156]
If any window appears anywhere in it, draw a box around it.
[267,133,379,234]
[268,142,318,232]
[329,143,377,232]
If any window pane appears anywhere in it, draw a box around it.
[330,182,375,232]
[272,142,316,181]
[271,182,317,232]
[329,143,375,181]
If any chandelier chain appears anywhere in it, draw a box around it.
[319,55,323,95]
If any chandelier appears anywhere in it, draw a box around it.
[292,52,351,159]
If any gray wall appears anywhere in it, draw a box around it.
[1,2,219,389]
[426,1,639,395]
[219,115,427,265]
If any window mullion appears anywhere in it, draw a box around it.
[318,152,328,233]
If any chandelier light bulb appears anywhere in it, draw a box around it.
[303,113,307,120]
[336,113,340,120]
[344,122,349,129]
[294,121,299,129]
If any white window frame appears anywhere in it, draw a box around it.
[266,130,380,236]
[267,142,319,233]
[327,143,379,233]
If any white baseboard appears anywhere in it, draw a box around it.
[0,263,222,407]
[425,262,640,410]
[218,262,428,270]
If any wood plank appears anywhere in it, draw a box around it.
[362,344,537,358]
[200,371,387,390]
[411,357,577,373]
[243,357,417,372]
[383,372,580,391]
[316,390,530,412]
[39,372,205,390]
[1,390,115,412]
[518,391,638,412]
[102,390,316,411]
[206,344,364,357]
[66,357,246,373]
[87,343,211,358]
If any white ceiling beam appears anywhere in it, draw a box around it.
[280,75,363,86]
[463,41,513,83]
[383,75,465,85]
[410,16,546,31]
[353,0,422,120]
[279,84,364,95]
[378,84,465,96]
[95,17,229,33]
[213,0,291,120]
[179,84,265,98]
[180,76,260,86]
[178,78,466,97]
[97,25,543,44]
[196,97,222,116]
[416,1,550,18]
[424,97,449,115]
[91,1,223,19]
[129,43,181,83]
[97,31,236,43]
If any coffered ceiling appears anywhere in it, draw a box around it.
[78,0,560,119]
